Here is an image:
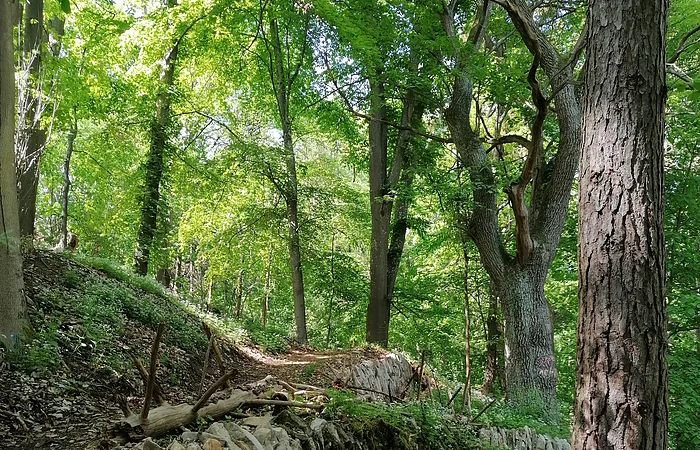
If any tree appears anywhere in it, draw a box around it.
[573,0,668,448]
[260,0,311,343]
[16,0,47,240]
[440,0,583,416]
[0,0,26,347]
[133,0,180,275]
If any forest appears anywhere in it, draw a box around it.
[0,0,698,448]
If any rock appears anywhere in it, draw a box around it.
[225,422,249,441]
[180,432,226,447]
[243,415,273,429]
[206,422,240,449]
[167,441,187,450]
[273,410,316,450]
[203,439,223,450]
[186,444,202,450]
[348,353,412,401]
[143,438,163,450]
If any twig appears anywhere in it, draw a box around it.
[202,323,230,388]
[447,386,462,408]
[129,353,166,404]
[192,370,238,414]
[141,322,165,422]
[198,333,215,397]
[471,398,497,423]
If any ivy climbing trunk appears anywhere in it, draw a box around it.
[269,14,308,343]
[134,27,178,275]
[0,0,26,347]
[16,0,46,240]
[573,0,668,448]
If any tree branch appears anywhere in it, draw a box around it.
[668,24,700,64]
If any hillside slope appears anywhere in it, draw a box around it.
[0,250,382,449]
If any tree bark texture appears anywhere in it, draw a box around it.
[269,16,308,343]
[440,0,583,416]
[16,0,46,240]
[0,0,26,348]
[573,1,668,448]
[365,76,391,347]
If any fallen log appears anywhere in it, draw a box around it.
[118,389,257,438]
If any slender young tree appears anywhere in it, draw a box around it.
[573,0,668,448]
[0,0,26,347]
[260,0,311,343]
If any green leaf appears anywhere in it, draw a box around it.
[59,0,70,14]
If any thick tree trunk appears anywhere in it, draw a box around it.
[134,34,178,275]
[16,0,45,240]
[573,1,668,448]
[61,109,77,249]
[493,260,557,416]
[0,0,26,348]
[366,76,391,347]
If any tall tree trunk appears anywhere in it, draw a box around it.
[326,232,335,348]
[573,0,668,448]
[482,280,504,395]
[134,13,178,275]
[460,235,472,415]
[60,107,77,248]
[16,0,46,240]
[0,0,26,348]
[385,98,425,305]
[235,253,244,318]
[366,76,391,346]
[262,242,273,327]
[269,16,308,343]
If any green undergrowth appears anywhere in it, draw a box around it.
[68,253,166,297]
[325,389,481,450]
[10,254,206,374]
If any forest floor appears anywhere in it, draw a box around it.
[0,250,390,450]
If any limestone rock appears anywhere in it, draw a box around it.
[203,439,223,450]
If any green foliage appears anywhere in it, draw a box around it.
[70,254,165,297]
[325,389,480,450]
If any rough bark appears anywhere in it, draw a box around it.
[365,76,391,346]
[0,0,26,348]
[16,0,46,240]
[573,0,668,448]
[269,15,308,343]
[134,35,178,275]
